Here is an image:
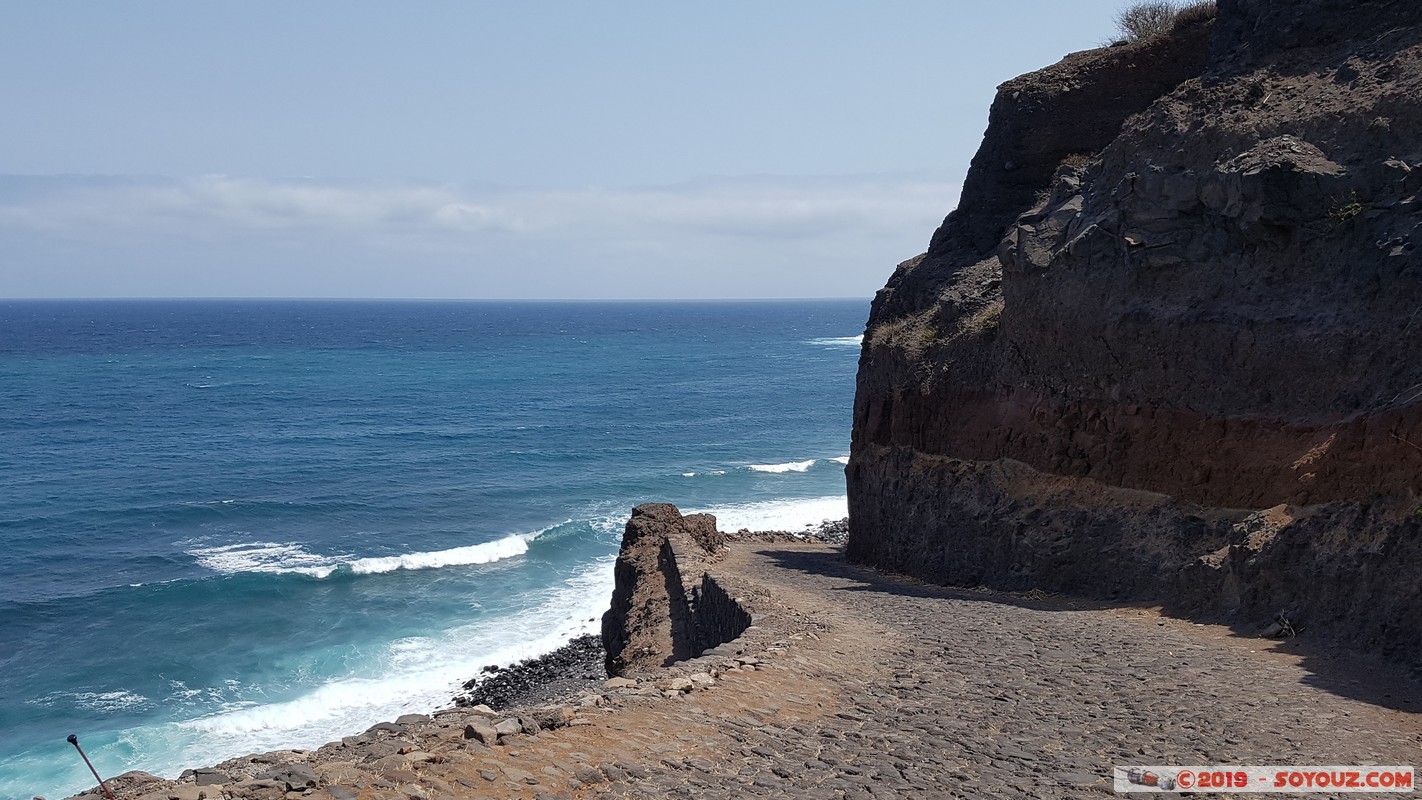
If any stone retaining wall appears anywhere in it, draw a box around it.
[688,572,753,658]
[601,503,753,676]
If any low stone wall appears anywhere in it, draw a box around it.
[688,572,753,657]
[601,504,753,677]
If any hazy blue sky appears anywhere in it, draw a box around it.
[1,2,1129,299]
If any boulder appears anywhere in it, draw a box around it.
[256,764,318,791]
[658,676,694,693]
[462,720,498,745]
[529,705,577,730]
[317,763,365,785]
[194,769,229,787]
[226,779,285,800]
[368,753,410,774]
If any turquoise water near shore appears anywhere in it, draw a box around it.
[0,299,864,799]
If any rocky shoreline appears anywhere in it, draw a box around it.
[60,518,850,800]
[63,530,1422,800]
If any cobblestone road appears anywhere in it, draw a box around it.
[579,543,1422,799]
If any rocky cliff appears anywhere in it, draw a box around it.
[848,0,1422,664]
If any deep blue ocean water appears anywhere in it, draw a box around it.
[0,299,865,799]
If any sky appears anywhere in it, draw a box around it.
[0,2,1128,299]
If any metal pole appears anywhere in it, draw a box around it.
[66,735,117,800]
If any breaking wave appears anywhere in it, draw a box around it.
[746,459,817,473]
[187,529,553,579]
[148,555,615,779]
[692,495,848,532]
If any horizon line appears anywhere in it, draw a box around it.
[1,295,873,303]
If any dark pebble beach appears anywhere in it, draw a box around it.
[449,518,849,710]
[453,633,607,710]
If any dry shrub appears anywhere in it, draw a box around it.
[1115,2,1178,41]
[1171,1,1218,31]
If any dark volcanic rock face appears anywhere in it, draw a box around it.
[1211,0,1422,74]
[876,24,1213,322]
[849,1,1422,664]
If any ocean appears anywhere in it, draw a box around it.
[0,299,865,799]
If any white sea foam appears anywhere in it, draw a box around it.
[804,335,863,347]
[346,536,533,575]
[746,459,817,473]
[692,495,848,532]
[166,554,616,756]
[29,690,150,714]
[188,541,343,578]
[80,690,150,712]
[831,455,850,465]
[187,529,547,579]
[681,469,727,478]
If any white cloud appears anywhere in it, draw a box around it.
[0,174,954,237]
[0,174,960,298]
[0,176,507,233]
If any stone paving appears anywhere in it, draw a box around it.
[89,541,1422,800]
[576,543,1422,799]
